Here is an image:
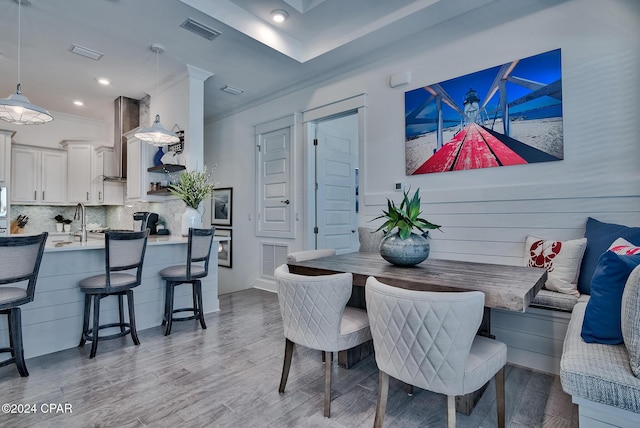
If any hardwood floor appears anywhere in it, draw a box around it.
[0,289,578,427]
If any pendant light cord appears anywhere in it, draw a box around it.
[16,0,22,94]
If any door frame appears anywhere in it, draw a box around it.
[302,94,367,250]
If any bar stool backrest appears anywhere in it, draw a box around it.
[104,230,149,291]
[0,232,48,308]
[186,227,215,279]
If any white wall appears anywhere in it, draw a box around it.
[205,0,640,294]
[3,111,109,149]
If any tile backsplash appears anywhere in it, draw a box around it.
[11,199,191,237]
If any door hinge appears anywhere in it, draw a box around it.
[313,138,318,146]
[313,227,319,234]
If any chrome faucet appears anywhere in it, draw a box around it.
[74,203,87,242]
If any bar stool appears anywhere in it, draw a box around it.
[0,232,48,377]
[78,230,148,358]
[160,227,215,336]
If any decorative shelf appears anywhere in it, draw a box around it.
[146,189,172,196]
[147,164,185,173]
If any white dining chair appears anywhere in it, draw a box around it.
[274,264,371,417]
[365,276,507,428]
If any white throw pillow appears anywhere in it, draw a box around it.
[523,236,587,296]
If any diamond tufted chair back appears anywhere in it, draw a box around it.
[275,264,371,417]
[366,276,506,428]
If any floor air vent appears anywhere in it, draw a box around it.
[261,242,289,279]
[180,18,221,41]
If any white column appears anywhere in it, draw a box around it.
[185,65,213,170]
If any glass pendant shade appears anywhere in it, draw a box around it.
[134,114,180,146]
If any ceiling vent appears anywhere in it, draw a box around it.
[180,18,221,41]
[70,44,104,61]
[221,85,244,95]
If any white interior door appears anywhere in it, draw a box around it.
[315,114,358,253]
[256,126,294,238]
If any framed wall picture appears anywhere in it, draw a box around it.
[215,228,232,268]
[211,187,232,226]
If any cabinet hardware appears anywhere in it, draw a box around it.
[86,192,90,201]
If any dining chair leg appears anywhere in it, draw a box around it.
[374,370,390,428]
[89,295,100,359]
[79,294,91,347]
[447,395,456,428]
[10,308,28,377]
[495,366,505,428]
[279,338,294,393]
[118,294,125,333]
[127,290,140,346]
[324,349,332,417]
[196,281,207,329]
[407,384,414,396]
[164,282,175,336]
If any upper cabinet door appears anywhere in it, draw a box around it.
[11,146,39,203]
[41,150,67,204]
[66,144,92,203]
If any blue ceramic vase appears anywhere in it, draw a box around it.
[379,231,430,266]
[153,146,164,166]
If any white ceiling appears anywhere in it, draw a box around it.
[0,0,564,124]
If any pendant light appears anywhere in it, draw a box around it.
[0,0,53,125]
[134,44,179,145]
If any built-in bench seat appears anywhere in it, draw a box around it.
[561,298,640,427]
[530,289,580,312]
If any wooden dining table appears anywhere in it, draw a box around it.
[287,251,548,414]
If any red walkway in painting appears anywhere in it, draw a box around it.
[413,123,527,174]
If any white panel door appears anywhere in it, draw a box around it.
[315,118,358,253]
[257,127,293,238]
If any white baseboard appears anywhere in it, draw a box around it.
[253,277,277,293]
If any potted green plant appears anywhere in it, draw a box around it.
[168,166,216,236]
[371,188,441,266]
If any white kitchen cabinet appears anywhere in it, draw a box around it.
[11,145,67,204]
[94,147,123,205]
[64,143,93,203]
[126,135,143,200]
[0,130,12,184]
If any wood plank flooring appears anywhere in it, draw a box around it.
[0,289,578,427]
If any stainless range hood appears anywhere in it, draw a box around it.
[104,96,140,182]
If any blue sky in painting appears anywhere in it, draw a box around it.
[405,49,562,138]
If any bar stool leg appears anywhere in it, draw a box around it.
[127,290,140,346]
[118,294,125,333]
[196,281,206,329]
[164,281,175,336]
[79,294,91,347]
[10,308,28,377]
[162,282,170,327]
[89,295,101,359]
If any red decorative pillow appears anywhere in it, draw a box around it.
[523,236,587,296]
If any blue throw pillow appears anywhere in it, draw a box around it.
[578,218,640,294]
[581,251,640,344]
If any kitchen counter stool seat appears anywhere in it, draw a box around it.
[78,230,148,359]
[160,227,215,336]
[0,232,48,377]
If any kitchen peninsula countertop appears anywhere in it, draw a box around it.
[45,235,229,252]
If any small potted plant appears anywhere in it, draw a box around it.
[54,215,65,232]
[371,188,441,266]
[168,166,216,236]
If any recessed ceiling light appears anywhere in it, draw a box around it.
[270,9,288,23]
[96,77,111,86]
[73,100,84,106]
